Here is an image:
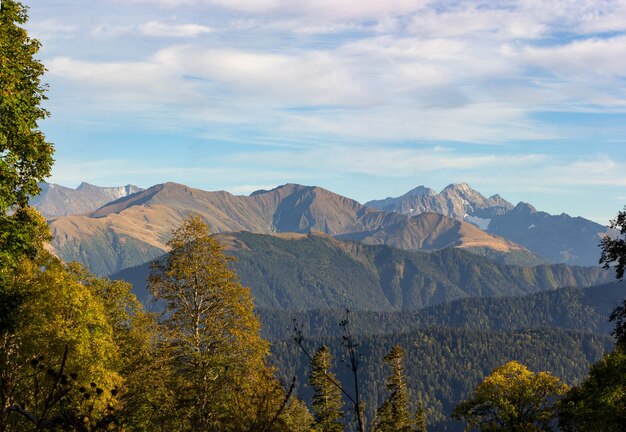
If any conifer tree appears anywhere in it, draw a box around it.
[309,345,344,432]
[373,345,420,432]
[415,401,427,432]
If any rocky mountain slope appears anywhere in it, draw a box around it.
[365,184,612,266]
[112,231,611,310]
[49,182,538,275]
[365,183,513,220]
[487,202,611,266]
[31,182,143,218]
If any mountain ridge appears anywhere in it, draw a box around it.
[365,183,613,266]
[31,182,144,218]
[111,231,611,311]
[49,182,539,275]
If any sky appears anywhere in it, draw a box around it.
[22,0,626,224]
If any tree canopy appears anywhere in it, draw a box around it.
[148,215,300,431]
[309,345,344,432]
[0,0,54,212]
[452,361,569,431]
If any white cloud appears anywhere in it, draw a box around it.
[125,0,431,20]
[522,35,626,78]
[28,19,77,40]
[140,21,213,37]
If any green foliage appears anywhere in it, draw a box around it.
[558,347,626,431]
[309,346,344,432]
[372,346,419,432]
[0,0,54,212]
[272,327,612,431]
[452,361,569,431]
[116,232,613,311]
[600,207,626,280]
[258,282,624,342]
[229,233,611,310]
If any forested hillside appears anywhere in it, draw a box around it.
[271,327,614,431]
[114,231,612,310]
[257,281,625,341]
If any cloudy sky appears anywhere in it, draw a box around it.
[25,0,626,223]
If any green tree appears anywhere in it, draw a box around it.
[1,0,54,336]
[600,207,626,348]
[558,348,626,432]
[415,402,427,432]
[452,361,569,431]
[373,345,425,432]
[0,0,53,212]
[600,207,626,280]
[148,215,293,431]
[309,346,343,432]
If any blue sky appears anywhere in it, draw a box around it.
[25,0,626,223]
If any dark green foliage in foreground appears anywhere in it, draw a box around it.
[1,0,54,334]
[271,327,613,431]
[559,347,626,431]
[372,346,421,432]
[0,0,54,212]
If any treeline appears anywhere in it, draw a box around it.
[271,326,614,430]
[257,281,624,341]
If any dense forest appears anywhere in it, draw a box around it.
[2,1,626,431]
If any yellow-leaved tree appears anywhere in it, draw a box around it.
[148,215,306,431]
[452,361,569,431]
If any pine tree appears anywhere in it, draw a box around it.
[373,345,422,432]
[309,345,344,432]
[415,401,427,432]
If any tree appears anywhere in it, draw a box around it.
[0,255,131,430]
[558,348,626,432]
[452,361,569,431]
[309,346,343,432]
[373,345,425,432]
[1,0,54,336]
[148,215,292,431]
[600,207,626,280]
[600,207,626,348]
[0,0,54,213]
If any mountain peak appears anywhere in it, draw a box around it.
[442,182,475,194]
[512,202,537,214]
[404,185,436,198]
[76,181,94,190]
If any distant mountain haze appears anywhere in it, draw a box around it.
[365,183,613,266]
[47,182,539,275]
[31,182,144,218]
[365,183,514,220]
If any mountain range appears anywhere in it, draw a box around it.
[365,184,613,266]
[45,182,538,275]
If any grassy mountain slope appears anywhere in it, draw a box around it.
[49,182,540,275]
